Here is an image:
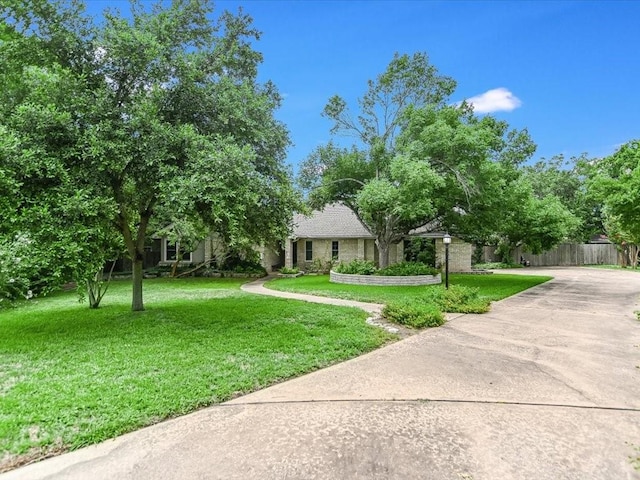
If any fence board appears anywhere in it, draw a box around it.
[482,243,619,266]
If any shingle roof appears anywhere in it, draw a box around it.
[292,203,374,239]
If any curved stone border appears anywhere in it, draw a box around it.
[330,270,441,286]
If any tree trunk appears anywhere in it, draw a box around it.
[377,241,390,268]
[132,257,144,311]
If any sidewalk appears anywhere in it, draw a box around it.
[240,275,384,314]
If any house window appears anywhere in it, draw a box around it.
[305,241,313,261]
[165,240,192,262]
[332,241,339,260]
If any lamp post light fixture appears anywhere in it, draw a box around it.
[443,234,451,289]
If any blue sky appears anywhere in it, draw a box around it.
[87,1,640,172]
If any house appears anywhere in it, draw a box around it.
[284,203,472,272]
[284,203,382,269]
[153,203,473,273]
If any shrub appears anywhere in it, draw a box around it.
[334,259,377,275]
[434,285,490,314]
[378,261,439,276]
[306,258,333,274]
[404,237,436,266]
[232,263,267,275]
[382,302,445,328]
[473,262,522,270]
[0,235,37,307]
[279,267,299,275]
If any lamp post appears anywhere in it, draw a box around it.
[443,234,451,289]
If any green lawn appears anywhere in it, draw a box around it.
[266,273,552,305]
[0,278,394,471]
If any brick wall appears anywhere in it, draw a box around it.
[435,238,472,272]
[285,237,466,270]
[330,271,441,286]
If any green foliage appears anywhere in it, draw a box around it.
[382,302,444,328]
[305,258,333,274]
[382,284,489,326]
[0,0,298,311]
[221,253,266,275]
[588,140,640,267]
[0,278,393,468]
[334,259,377,275]
[279,266,299,275]
[523,155,602,242]
[432,284,490,314]
[0,235,36,306]
[334,259,438,276]
[300,53,538,267]
[476,175,580,262]
[377,261,439,276]
[404,237,436,266]
[473,262,522,270]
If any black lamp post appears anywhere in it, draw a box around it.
[443,234,451,289]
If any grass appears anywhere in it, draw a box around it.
[266,273,552,305]
[0,277,394,471]
[583,264,639,271]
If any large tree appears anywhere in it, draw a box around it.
[0,0,297,310]
[300,53,543,267]
[522,154,602,242]
[0,15,122,305]
[588,140,640,267]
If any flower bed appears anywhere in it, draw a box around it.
[330,270,441,286]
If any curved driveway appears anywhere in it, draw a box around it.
[4,267,640,480]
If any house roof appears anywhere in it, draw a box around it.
[292,203,375,239]
[291,203,452,240]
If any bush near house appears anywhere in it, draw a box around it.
[279,267,300,274]
[333,259,438,276]
[378,262,439,276]
[334,259,378,275]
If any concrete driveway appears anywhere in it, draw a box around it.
[4,267,640,479]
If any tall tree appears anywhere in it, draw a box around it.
[300,53,539,267]
[0,0,297,310]
[588,140,640,267]
[522,154,602,242]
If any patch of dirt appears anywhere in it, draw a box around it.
[0,441,68,474]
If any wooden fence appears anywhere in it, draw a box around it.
[482,243,619,267]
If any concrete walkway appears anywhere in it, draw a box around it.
[241,276,460,335]
[4,267,640,479]
[240,275,384,314]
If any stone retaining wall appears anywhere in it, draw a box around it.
[330,271,441,286]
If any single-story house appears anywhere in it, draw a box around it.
[155,203,473,273]
[284,203,472,272]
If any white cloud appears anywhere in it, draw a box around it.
[465,87,522,113]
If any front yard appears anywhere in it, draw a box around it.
[266,273,553,304]
[0,278,393,471]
